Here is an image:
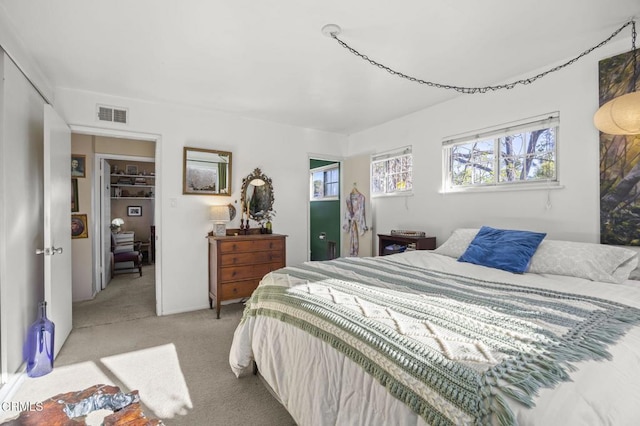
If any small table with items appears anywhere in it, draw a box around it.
[1,384,162,425]
[136,241,152,264]
[378,233,436,256]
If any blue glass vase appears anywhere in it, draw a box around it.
[26,301,55,378]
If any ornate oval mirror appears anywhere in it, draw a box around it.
[241,168,274,221]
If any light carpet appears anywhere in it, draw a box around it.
[3,266,296,425]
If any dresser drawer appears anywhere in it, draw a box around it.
[221,262,281,282]
[219,239,284,254]
[220,250,283,266]
[221,279,261,299]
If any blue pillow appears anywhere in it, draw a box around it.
[458,226,546,273]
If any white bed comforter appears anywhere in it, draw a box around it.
[229,251,640,426]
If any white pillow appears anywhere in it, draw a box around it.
[433,228,479,258]
[527,240,639,283]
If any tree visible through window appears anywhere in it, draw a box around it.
[371,146,413,197]
[310,164,339,200]
[444,114,558,191]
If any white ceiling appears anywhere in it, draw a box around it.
[1,1,638,135]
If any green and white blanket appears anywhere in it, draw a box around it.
[240,256,640,426]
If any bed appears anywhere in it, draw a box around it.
[229,227,640,425]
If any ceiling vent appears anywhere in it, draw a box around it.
[97,104,128,124]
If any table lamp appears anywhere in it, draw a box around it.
[111,218,125,233]
[210,205,230,237]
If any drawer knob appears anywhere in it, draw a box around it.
[232,288,237,294]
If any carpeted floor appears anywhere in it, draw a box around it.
[3,266,296,425]
[73,267,157,329]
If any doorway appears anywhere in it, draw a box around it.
[99,154,155,289]
[70,127,162,315]
[309,158,342,261]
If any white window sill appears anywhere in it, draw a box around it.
[440,182,563,194]
[371,191,414,199]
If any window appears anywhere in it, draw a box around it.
[443,113,558,192]
[371,146,413,197]
[310,164,340,201]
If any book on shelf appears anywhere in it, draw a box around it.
[390,230,426,237]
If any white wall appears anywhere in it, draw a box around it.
[70,134,94,302]
[348,38,631,251]
[54,89,348,315]
[0,51,46,381]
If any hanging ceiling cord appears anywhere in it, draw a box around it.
[326,20,635,94]
[631,20,637,88]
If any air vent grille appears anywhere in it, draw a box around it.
[97,106,113,122]
[113,108,127,123]
[97,104,128,124]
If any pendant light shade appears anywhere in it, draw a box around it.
[594,91,640,135]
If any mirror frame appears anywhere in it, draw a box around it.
[241,168,275,221]
[183,147,232,196]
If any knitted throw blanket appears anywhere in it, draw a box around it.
[241,257,640,426]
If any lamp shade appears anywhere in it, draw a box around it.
[210,205,230,237]
[594,91,640,135]
[209,205,230,222]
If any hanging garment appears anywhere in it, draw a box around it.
[342,188,368,256]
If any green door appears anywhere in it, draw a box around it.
[310,160,340,261]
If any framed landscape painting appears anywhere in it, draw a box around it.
[599,49,640,245]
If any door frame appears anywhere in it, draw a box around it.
[70,125,163,316]
[307,153,344,261]
[96,153,154,292]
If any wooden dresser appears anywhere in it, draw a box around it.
[208,233,287,318]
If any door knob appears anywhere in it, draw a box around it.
[35,247,63,256]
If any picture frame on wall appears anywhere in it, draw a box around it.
[126,164,138,176]
[71,154,86,178]
[127,206,142,217]
[71,214,88,239]
[183,147,233,196]
[599,49,640,246]
[71,179,79,212]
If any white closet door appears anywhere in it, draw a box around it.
[43,104,72,357]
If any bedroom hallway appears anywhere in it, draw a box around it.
[1,266,295,425]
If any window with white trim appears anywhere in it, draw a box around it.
[443,113,558,192]
[371,146,413,197]
[310,164,339,201]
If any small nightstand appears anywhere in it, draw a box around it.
[377,234,436,256]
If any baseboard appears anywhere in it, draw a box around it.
[0,367,25,403]
[160,302,211,316]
